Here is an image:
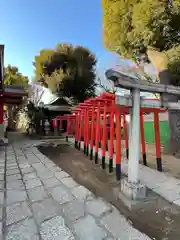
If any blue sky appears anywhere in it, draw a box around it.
[0,0,121,80]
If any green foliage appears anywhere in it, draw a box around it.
[33,43,97,102]
[102,0,180,77]
[4,65,29,88]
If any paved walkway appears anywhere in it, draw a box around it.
[70,139,180,208]
[0,137,151,240]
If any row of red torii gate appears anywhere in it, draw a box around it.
[52,92,164,181]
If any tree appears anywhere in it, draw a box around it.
[4,65,29,88]
[28,84,44,107]
[33,43,97,102]
[102,0,180,156]
[97,76,118,94]
[102,0,180,73]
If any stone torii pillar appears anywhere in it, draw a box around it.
[128,87,140,184]
[105,69,180,201]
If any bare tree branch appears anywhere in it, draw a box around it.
[28,84,45,106]
[97,77,118,94]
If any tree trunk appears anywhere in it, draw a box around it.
[159,71,180,157]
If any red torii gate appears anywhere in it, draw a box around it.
[53,92,166,181]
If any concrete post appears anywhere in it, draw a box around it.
[120,88,147,202]
[128,88,140,184]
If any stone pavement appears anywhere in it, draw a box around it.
[69,139,180,208]
[0,138,151,240]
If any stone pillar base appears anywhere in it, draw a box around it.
[118,178,157,210]
[121,178,147,201]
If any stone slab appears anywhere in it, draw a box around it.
[40,215,75,240]
[100,208,131,239]
[42,177,60,189]
[7,174,22,182]
[37,170,54,180]
[19,163,31,169]
[7,180,25,190]
[72,186,92,201]
[73,215,107,240]
[32,198,60,224]
[173,198,180,207]
[0,192,3,205]
[6,218,38,240]
[86,198,111,217]
[60,177,78,189]
[62,200,85,222]
[25,178,42,189]
[6,202,32,226]
[0,208,2,220]
[0,182,3,191]
[49,185,74,204]
[55,171,69,180]
[28,186,48,202]
[6,169,20,176]
[0,221,2,239]
[6,164,18,170]
[6,190,27,205]
[44,162,56,168]
[21,167,35,174]
[23,172,38,181]
[32,163,46,172]
[26,155,40,164]
[154,186,180,203]
[46,165,61,173]
[101,208,151,239]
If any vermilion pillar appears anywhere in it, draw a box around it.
[76,114,80,148]
[95,103,100,164]
[72,118,76,137]
[86,109,89,156]
[109,108,114,173]
[115,108,121,180]
[154,112,162,172]
[52,118,57,136]
[140,112,147,165]
[66,116,69,142]
[84,109,87,154]
[123,113,129,159]
[75,113,79,148]
[90,105,95,160]
[78,110,83,150]
[60,119,63,131]
[102,103,107,169]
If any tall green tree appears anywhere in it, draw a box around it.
[4,65,29,88]
[33,43,97,102]
[102,0,180,75]
[102,0,180,156]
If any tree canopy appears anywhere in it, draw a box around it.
[102,0,180,78]
[33,43,97,102]
[4,65,29,88]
